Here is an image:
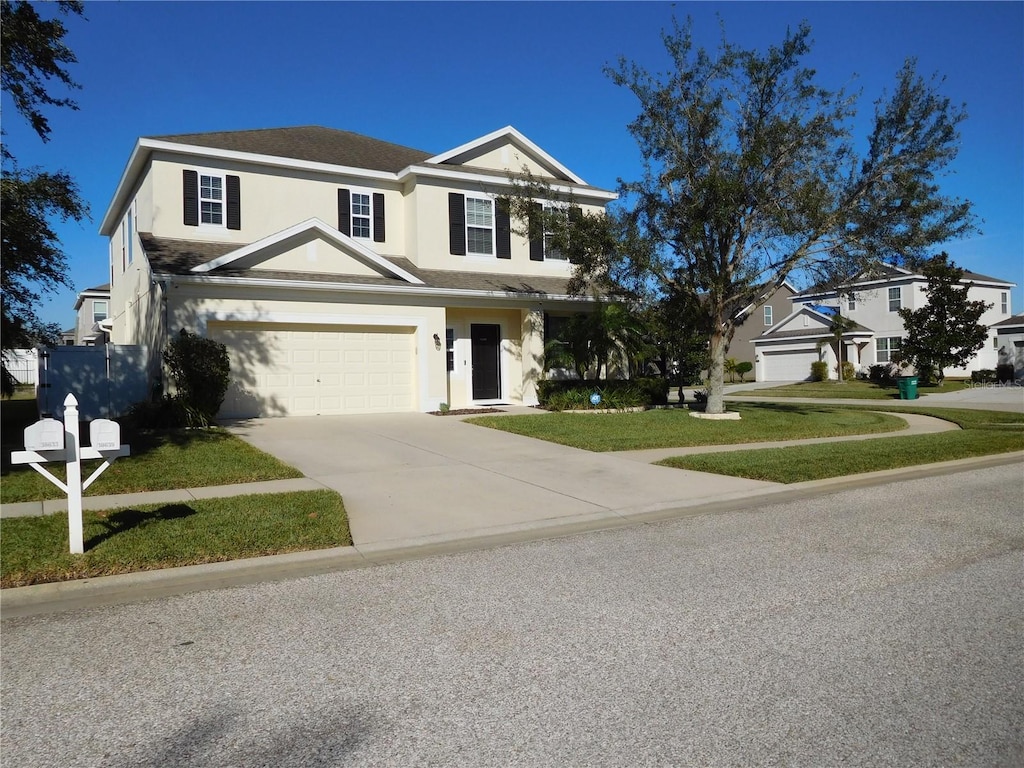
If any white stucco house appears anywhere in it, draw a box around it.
[98,125,616,417]
[752,264,1015,381]
[993,314,1024,380]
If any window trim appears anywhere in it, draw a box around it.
[350,189,373,239]
[92,300,109,324]
[465,196,495,257]
[542,202,569,261]
[887,286,902,312]
[763,305,773,326]
[1001,292,1008,314]
[876,336,902,363]
[199,172,225,227]
[847,294,856,311]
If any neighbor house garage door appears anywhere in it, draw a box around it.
[760,349,819,381]
[210,323,415,417]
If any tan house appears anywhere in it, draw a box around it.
[730,281,796,372]
[99,126,616,417]
[71,283,111,345]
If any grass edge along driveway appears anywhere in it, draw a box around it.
[0,489,351,588]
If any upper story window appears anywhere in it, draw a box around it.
[1001,292,1008,313]
[92,300,108,324]
[466,197,494,255]
[448,192,510,258]
[888,286,901,312]
[183,169,241,230]
[338,188,385,242]
[847,294,856,311]
[763,305,773,326]
[543,203,568,261]
[200,174,223,225]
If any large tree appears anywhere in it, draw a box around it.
[526,19,976,414]
[895,254,990,385]
[1,0,87,395]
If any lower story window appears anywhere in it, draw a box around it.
[876,336,902,363]
[446,329,455,372]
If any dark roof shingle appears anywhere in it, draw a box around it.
[150,126,433,173]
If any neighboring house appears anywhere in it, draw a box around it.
[98,125,616,417]
[753,264,1015,381]
[72,284,111,345]
[60,329,76,346]
[730,281,796,371]
[993,314,1024,380]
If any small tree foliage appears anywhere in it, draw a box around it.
[895,254,990,384]
[163,330,231,425]
[511,18,976,415]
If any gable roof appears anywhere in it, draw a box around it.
[426,125,586,185]
[72,283,110,310]
[753,304,873,344]
[139,233,579,299]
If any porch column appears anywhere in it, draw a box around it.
[521,308,544,406]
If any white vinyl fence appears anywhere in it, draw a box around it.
[3,349,39,385]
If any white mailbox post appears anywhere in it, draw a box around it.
[10,393,130,554]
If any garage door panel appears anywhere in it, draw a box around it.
[762,349,818,381]
[211,322,416,418]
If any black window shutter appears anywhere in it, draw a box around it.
[529,202,544,261]
[183,170,199,227]
[226,175,241,230]
[449,193,466,255]
[495,198,512,259]
[338,189,351,235]
[372,193,385,242]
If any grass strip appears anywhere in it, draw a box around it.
[0,490,350,588]
[657,431,1024,483]
[1,429,303,503]
[739,379,970,399]
[467,403,907,452]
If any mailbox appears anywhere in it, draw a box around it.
[90,419,121,451]
[24,418,65,451]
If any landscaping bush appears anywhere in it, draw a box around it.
[163,330,231,426]
[810,361,829,382]
[869,363,898,383]
[839,361,855,381]
[123,396,189,430]
[996,364,1015,383]
[537,377,669,410]
[735,361,753,382]
[971,369,996,383]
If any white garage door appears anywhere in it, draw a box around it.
[210,323,416,417]
[761,349,819,381]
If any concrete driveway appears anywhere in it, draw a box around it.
[226,410,777,548]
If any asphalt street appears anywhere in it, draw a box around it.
[2,464,1022,767]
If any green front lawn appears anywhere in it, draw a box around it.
[1,490,351,588]
[1,428,303,503]
[466,403,907,452]
[736,378,970,399]
[659,430,1023,482]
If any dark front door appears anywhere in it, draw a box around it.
[471,323,501,400]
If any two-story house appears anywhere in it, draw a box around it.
[98,126,616,417]
[752,264,1015,381]
[71,283,111,345]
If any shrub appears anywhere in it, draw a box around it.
[735,361,753,382]
[839,361,855,381]
[971,369,996,383]
[869,363,898,383]
[123,396,189,430]
[693,388,709,403]
[537,377,669,410]
[163,329,231,426]
[810,361,829,381]
[996,364,1015,383]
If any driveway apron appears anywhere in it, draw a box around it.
[226,413,777,547]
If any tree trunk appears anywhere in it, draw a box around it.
[706,327,728,414]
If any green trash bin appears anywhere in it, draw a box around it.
[898,375,919,400]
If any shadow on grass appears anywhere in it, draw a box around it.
[735,401,839,417]
[84,504,197,551]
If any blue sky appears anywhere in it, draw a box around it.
[5,1,1022,330]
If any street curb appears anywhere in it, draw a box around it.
[3,451,1020,620]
